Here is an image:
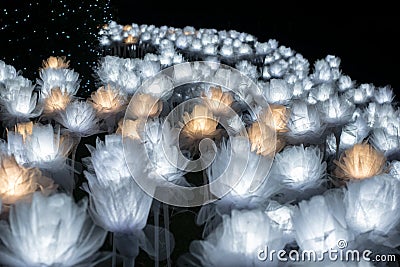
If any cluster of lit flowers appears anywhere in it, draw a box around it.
[0,21,399,267]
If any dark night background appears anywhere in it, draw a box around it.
[1,1,400,266]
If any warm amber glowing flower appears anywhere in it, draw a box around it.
[334,143,386,180]
[202,86,234,116]
[116,119,143,140]
[90,85,126,115]
[123,25,133,31]
[124,34,138,44]
[43,87,71,114]
[264,104,290,133]
[0,155,56,205]
[181,105,219,140]
[128,93,163,119]
[248,122,276,157]
[14,121,33,141]
[42,56,70,69]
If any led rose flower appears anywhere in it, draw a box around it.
[124,34,138,44]
[334,143,386,180]
[268,59,289,78]
[207,137,277,209]
[373,86,394,104]
[37,68,80,98]
[142,119,188,184]
[235,60,259,80]
[0,193,107,267]
[0,60,17,82]
[260,104,289,133]
[0,80,42,124]
[181,209,286,267]
[14,121,33,141]
[127,93,163,119]
[370,128,400,158]
[263,79,293,105]
[116,119,143,140]
[181,105,219,141]
[57,101,99,137]
[0,155,57,205]
[83,133,153,233]
[271,145,326,190]
[90,84,126,116]
[201,86,234,117]
[310,57,340,83]
[337,74,354,92]
[24,123,73,170]
[307,83,335,103]
[84,135,132,186]
[265,201,296,242]
[137,60,161,80]
[293,190,353,255]
[285,101,326,144]
[248,121,277,157]
[317,94,355,127]
[43,87,71,115]
[363,103,400,135]
[41,56,70,69]
[344,174,400,235]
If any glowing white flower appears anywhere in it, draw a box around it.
[207,137,276,205]
[293,190,353,254]
[307,82,334,103]
[317,94,355,126]
[57,101,99,136]
[0,155,57,205]
[347,83,375,104]
[24,124,73,170]
[269,59,289,78]
[0,60,17,82]
[184,209,286,267]
[84,171,153,234]
[235,60,259,80]
[370,128,400,157]
[337,75,354,92]
[142,119,187,184]
[363,103,400,134]
[84,135,131,186]
[37,68,80,98]
[0,193,107,267]
[311,59,335,83]
[373,86,394,104]
[285,101,326,144]
[271,145,326,190]
[263,79,293,105]
[265,201,296,241]
[137,60,161,79]
[96,56,140,95]
[0,78,41,122]
[344,174,400,235]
